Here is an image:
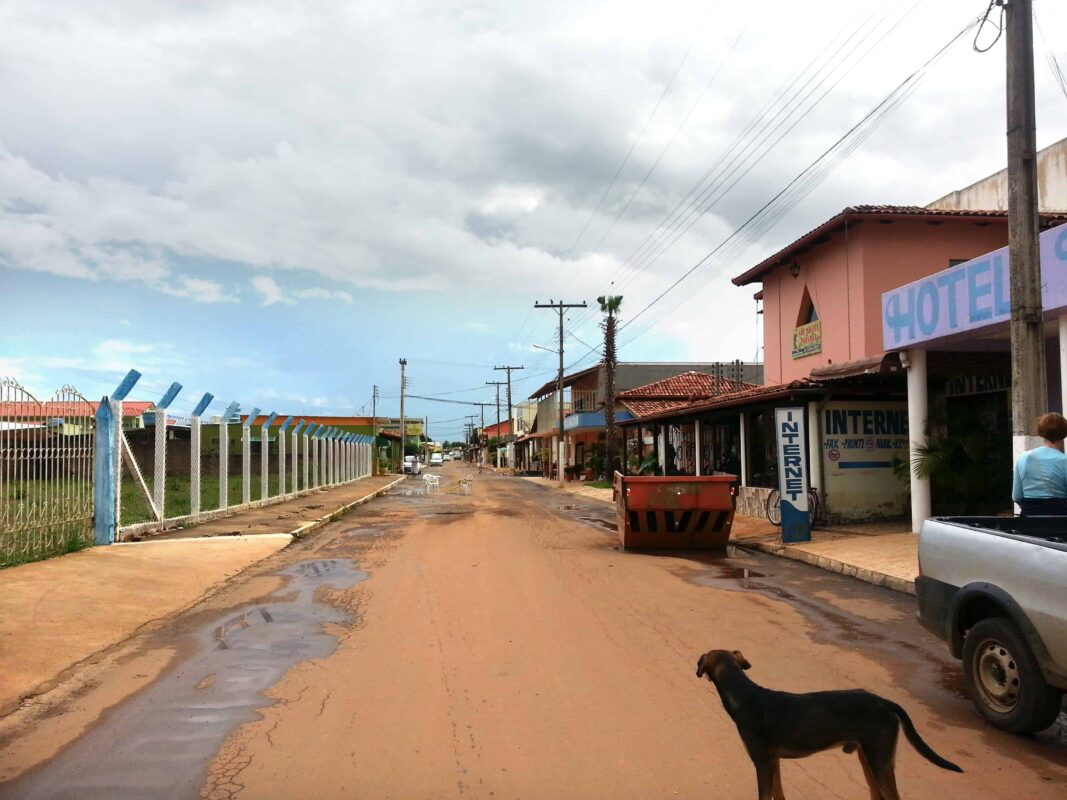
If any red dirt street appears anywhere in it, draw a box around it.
[1,465,1064,799]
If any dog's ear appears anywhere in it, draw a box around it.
[695,654,707,678]
[732,650,751,670]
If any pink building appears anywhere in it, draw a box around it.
[732,206,1030,384]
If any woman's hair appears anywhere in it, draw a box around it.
[1036,412,1067,442]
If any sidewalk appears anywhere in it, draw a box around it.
[517,475,917,595]
[730,517,917,595]
[0,474,404,717]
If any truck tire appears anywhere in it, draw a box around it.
[962,617,1063,733]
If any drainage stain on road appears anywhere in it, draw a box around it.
[0,559,368,800]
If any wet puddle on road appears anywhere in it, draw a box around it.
[0,559,367,800]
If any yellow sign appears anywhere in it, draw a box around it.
[792,320,822,359]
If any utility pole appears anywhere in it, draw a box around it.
[371,384,379,475]
[1005,0,1046,461]
[535,300,587,486]
[494,364,524,466]
[399,358,407,472]
[465,415,478,461]
[486,380,506,468]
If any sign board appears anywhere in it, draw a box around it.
[945,375,1011,398]
[821,402,908,472]
[792,319,822,359]
[882,223,1067,350]
[775,407,810,542]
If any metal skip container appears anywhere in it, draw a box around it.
[613,471,738,550]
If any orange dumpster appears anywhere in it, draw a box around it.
[613,471,738,550]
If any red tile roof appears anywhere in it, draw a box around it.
[617,372,757,419]
[732,205,1067,286]
[0,400,153,419]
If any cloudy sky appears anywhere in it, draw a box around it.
[2,0,1065,441]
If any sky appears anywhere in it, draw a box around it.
[2,0,1066,443]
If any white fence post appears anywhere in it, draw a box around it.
[151,382,182,524]
[242,406,259,506]
[291,420,305,494]
[189,392,212,521]
[304,424,314,492]
[312,428,320,487]
[218,402,238,510]
[278,416,292,496]
[261,411,276,500]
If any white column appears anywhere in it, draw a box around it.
[218,420,228,510]
[153,408,166,519]
[807,402,822,498]
[694,419,702,477]
[242,426,251,505]
[1059,315,1067,414]
[907,348,931,533]
[191,416,201,518]
[657,425,667,476]
[739,413,749,485]
[261,425,269,500]
[312,436,319,487]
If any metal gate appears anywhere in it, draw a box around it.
[0,378,95,566]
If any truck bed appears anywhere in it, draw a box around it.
[934,516,1067,546]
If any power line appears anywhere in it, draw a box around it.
[614,13,982,348]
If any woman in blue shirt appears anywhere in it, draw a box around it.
[1012,412,1067,516]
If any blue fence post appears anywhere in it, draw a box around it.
[93,398,117,545]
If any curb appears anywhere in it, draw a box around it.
[737,539,917,596]
[288,476,407,538]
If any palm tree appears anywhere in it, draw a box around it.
[597,295,623,477]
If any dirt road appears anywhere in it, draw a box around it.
[1,466,1064,798]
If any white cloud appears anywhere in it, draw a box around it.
[295,287,353,304]
[96,339,154,356]
[1,0,1065,365]
[251,275,289,306]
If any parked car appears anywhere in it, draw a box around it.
[442,454,452,462]
[430,453,444,468]
[402,455,422,475]
[916,516,1067,732]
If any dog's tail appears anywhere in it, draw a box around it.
[888,702,963,773]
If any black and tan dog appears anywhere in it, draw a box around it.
[696,649,962,800]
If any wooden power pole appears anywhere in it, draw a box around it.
[1006,0,1046,459]
[494,364,524,465]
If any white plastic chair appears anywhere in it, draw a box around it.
[423,474,440,493]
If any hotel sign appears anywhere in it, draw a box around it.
[882,223,1067,350]
[792,320,822,359]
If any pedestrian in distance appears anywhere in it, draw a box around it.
[1012,412,1067,516]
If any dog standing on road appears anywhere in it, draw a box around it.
[695,649,962,800]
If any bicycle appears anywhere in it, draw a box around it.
[765,486,821,527]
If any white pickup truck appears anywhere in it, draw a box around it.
[917,516,1067,732]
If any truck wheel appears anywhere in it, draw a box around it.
[962,617,1063,733]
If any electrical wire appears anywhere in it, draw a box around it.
[613,14,982,350]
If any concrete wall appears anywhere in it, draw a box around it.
[927,137,1067,212]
